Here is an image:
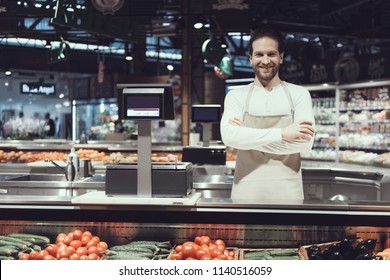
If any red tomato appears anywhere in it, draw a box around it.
[69,253,80,260]
[97,241,108,251]
[72,230,83,240]
[200,236,211,246]
[216,244,225,252]
[58,244,70,258]
[56,233,67,244]
[43,255,57,260]
[214,254,228,260]
[200,255,212,260]
[210,248,221,258]
[79,255,89,260]
[63,235,73,245]
[82,231,93,238]
[195,249,208,260]
[194,236,202,245]
[175,245,183,253]
[170,252,183,260]
[88,253,99,260]
[81,235,91,246]
[181,244,198,259]
[18,253,30,260]
[90,236,100,244]
[46,244,58,257]
[214,239,226,247]
[86,240,97,249]
[69,240,82,249]
[76,246,88,256]
[87,245,99,255]
[37,250,49,260]
[97,242,108,255]
[66,246,76,256]
[200,244,210,253]
[186,257,197,260]
[29,251,39,260]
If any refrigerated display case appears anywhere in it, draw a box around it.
[296,80,390,167]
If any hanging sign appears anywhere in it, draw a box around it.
[20,82,56,95]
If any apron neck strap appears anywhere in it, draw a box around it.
[244,83,255,113]
[281,81,295,118]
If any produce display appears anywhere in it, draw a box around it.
[106,241,172,260]
[168,236,236,260]
[102,152,181,164]
[0,149,183,164]
[300,238,384,260]
[17,230,108,260]
[0,233,50,260]
[1,231,388,261]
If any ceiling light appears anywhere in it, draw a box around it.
[125,51,133,61]
[193,16,204,29]
[4,69,12,76]
[45,41,51,49]
[167,64,174,71]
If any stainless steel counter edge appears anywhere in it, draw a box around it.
[2,195,390,215]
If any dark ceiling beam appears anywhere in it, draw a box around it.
[321,0,376,17]
[260,20,342,36]
[26,17,44,31]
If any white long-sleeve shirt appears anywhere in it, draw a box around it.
[220,82,315,155]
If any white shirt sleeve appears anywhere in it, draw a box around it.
[220,83,315,155]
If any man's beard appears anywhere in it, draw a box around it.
[253,64,279,81]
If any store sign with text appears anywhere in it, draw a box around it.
[20,83,56,95]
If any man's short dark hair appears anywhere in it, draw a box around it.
[248,25,285,55]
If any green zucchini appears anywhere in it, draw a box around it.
[7,233,50,245]
[244,251,272,260]
[269,249,297,257]
[0,236,33,247]
[107,251,153,260]
[0,246,19,257]
[0,256,16,260]
[109,245,158,253]
[126,241,172,249]
[0,240,28,251]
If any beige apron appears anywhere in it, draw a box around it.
[231,82,304,201]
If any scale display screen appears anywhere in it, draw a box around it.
[118,84,175,120]
[124,93,163,119]
[192,104,221,123]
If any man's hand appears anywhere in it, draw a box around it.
[282,120,315,142]
[229,117,244,126]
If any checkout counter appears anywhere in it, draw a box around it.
[0,85,389,250]
[0,158,390,249]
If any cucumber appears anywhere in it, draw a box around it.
[272,255,300,260]
[0,256,16,260]
[0,236,33,247]
[108,254,151,260]
[7,233,50,245]
[107,251,154,260]
[0,246,19,257]
[269,249,297,257]
[109,245,158,253]
[0,240,28,251]
[126,241,172,249]
[244,251,272,260]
